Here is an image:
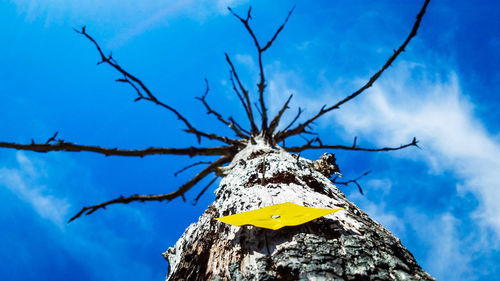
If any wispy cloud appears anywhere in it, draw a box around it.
[0,152,70,227]
[406,210,475,280]
[266,58,500,279]
[106,0,250,48]
[0,151,160,280]
[268,58,500,236]
[360,200,406,237]
[352,188,479,280]
[235,54,256,72]
[12,0,246,22]
[266,62,335,130]
[334,62,500,239]
[11,0,249,46]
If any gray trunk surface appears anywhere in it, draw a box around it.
[163,140,435,281]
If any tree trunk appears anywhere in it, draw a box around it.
[163,140,435,281]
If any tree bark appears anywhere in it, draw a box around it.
[163,140,435,281]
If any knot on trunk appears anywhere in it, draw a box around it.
[311,153,341,178]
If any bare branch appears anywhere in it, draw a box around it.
[261,6,295,52]
[278,107,303,134]
[182,130,240,146]
[268,94,293,135]
[75,27,236,145]
[45,132,59,144]
[174,161,212,177]
[254,101,263,118]
[229,117,251,136]
[228,6,295,133]
[116,76,143,101]
[191,176,218,206]
[298,134,313,144]
[228,71,249,117]
[275,0,430,142]
[302,128,319,136]
[196,79,248,139]
[0,140,236,157]
[68,155,231,222]
[225,54,258,135]
[285,137,419,153]
[227,6,261,54]
[332,171,371,195]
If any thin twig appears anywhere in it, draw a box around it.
[229,117,251,136]
[191,176,218,205]
[332,171,371,195]
[275,0,430,142]
[226,55,258,135]
[68,155,231,222]
[228,71,250,123]
[174,161,212,177]
[268,94,293,136]
[45,132,59,144]
[277,107,302,136]
[285,137,419,153]
[196,79,248,138]
[254,102,263,119]
[261,7,295,52]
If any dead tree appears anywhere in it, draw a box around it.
[0,0,434,280]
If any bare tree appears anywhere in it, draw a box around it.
[0,0,434,280]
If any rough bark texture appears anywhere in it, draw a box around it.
[163,140,435,281]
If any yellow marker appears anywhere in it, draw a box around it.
[216,202,342,230]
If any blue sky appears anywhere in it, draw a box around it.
[0,0,499,280]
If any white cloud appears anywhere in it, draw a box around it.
[358,201,476,280]
[406,210,474,280]
[363,201,406,237]
[11,0,249,46]
[106,0,250,48]
[235,54,256,71]
[268,59,500,237]
[12,0,246,22]
[267,62,336,131]
[267,59,500,279]
[0,152,70,227]
[333,62,500,239]
[0,151,159,279]
[351,191,475,280]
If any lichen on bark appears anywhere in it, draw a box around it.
[163,139,435,281]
